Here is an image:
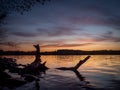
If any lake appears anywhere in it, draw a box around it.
[1,55,120,90]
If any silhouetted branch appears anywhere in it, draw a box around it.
[74,56,90,69]
[56,56,91,70]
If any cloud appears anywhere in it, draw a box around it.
[93,6,120,28]
[66,13,120,28]
[100,31,120,42]
[77,31,120,42]
[62,2,120,30]
[0,42,18,47]
[88,31,120,42]
[49,26,75,36]
[0,27,8,41]
[41,43,93,48]
[37,26,77,37]
[12,31,38,37]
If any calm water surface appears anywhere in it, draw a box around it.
[1,55,120,90]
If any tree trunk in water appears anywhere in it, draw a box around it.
[56,56,91,70]
[21,44,48,75]
[34,44,41,63]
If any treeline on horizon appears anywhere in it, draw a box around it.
[0,49,120,55]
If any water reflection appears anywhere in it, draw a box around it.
[73,70,85,82]
[1,55,120,90]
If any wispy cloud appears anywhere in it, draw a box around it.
[62,1,120,29]
[37,26,77,37]
[77,31,120,42]
[0,27,8,41]
[41,43,93,48]
[100,31,120,42]
[0,42,18,47]
[12,31,38,37]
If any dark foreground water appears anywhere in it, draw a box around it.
[1,55,120,90]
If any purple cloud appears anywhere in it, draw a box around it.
[41,43,93,48]
[12,31,38,37]
[77,31,120,42]
[0,42,18,47]
[0,27,8,41]
[37,26,77,37]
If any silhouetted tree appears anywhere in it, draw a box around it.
[0,0,50,25]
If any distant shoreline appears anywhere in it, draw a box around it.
[0,50,120,55]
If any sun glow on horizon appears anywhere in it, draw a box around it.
[1,42,120,52]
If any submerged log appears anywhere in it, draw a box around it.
[56,56,91,71]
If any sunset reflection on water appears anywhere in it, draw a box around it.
[1,55,120,89]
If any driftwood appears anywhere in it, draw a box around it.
[21,44,48,75]
[21,45,90,74]
[56,56,91,71]
[56,55,91,86]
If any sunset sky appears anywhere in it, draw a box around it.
[0,0,120,52]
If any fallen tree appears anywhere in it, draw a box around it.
[56,55,91,71]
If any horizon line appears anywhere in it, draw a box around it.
[1,49,120,52]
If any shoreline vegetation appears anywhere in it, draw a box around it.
[0,49,120,55]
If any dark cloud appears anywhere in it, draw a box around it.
[49,26,75,36]
[61,0,120,29]
[93,31,120,42]
[37,26,77,37]
[12,31,38,37]
[0,28,8,41]
[38,39,66,44]
[93,6,120,28]
[66,12,120,29]
[76,31,120,42]
[101,31,120,42]
[0,42,18,47]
